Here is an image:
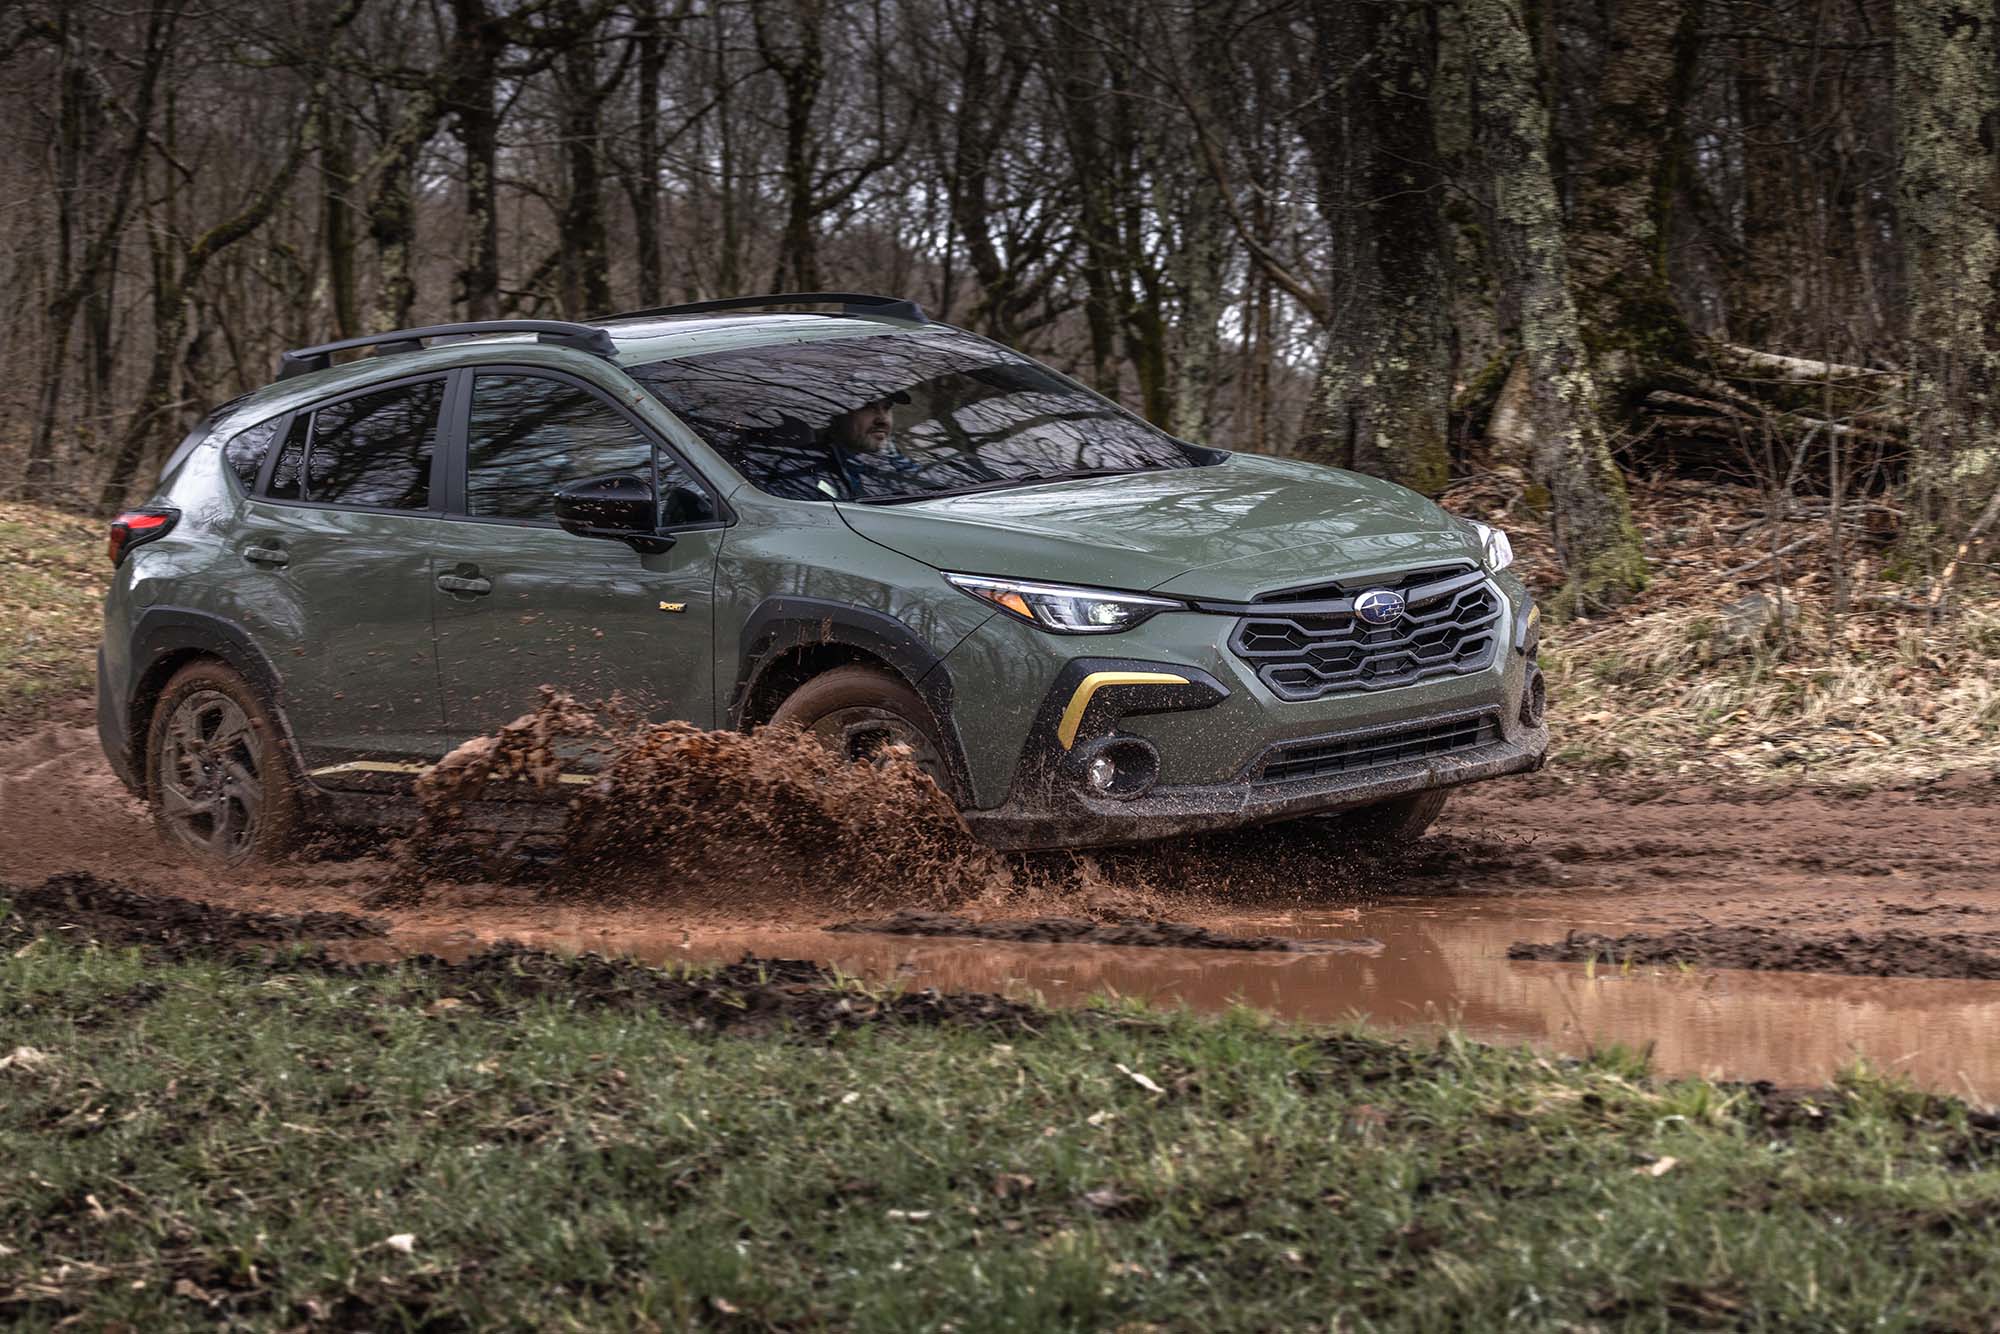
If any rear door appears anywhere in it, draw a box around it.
[233,374,452,775]
[432,367,725,743]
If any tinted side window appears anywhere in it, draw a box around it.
[266,414,312,501]
[655,450,717,528]
[222,418,281,492]
[465,374,654,523]
[304,379,443,509]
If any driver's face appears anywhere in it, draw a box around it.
[842,400,895,451]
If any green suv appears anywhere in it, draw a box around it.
[98,293,1547,864]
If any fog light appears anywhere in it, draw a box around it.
[1071,735,1161,800]
[1521,667,1548,727]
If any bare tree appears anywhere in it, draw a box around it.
[1895,0,2000,570]
[1465,0,1647,611]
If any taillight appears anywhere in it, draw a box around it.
[108,507,179,566]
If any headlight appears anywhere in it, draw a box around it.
[1461,519,1515,572]
[944,573,1184,634]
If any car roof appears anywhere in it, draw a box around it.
[211,312,913,438]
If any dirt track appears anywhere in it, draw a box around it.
[5,701,2000,977]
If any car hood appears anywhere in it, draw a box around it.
[835,452,1483,599]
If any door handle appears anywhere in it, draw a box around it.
[242,544,288,567]
[436,573,492,595]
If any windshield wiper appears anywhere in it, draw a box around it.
[844,466,1168,506]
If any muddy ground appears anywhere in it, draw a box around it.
[7,701,1998,951]
[7,701,2000,1095]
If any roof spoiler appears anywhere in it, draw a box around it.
[276,320,617,381]
[596,292,929,325]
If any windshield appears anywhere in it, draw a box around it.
[629,326,1216,502]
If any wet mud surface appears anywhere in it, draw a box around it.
[827,909,1382,953]
[1509,925,2000,980]
[8,707,2000,1098]
[8,870,385,959]
[1,871,1044,1038]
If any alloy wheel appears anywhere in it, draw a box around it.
[157,689,265,859]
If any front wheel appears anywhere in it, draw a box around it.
[767,665,954,797]
[145,661,302,865]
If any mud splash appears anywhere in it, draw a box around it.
[400,693,1007,911]
[395,694,1487,920]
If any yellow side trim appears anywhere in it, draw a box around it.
[309,760,597,786]
[308,760,432,777]
[1056,671,1189,750]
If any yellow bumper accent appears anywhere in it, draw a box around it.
[1056,671,1189,750]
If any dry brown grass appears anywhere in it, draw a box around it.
[0,501,103,721]
[1445,474,2000,784]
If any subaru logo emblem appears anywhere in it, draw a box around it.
[1354,588,1405,625]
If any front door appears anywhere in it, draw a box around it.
[432,368,725,745]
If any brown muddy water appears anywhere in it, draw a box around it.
[362,896,2000,1106]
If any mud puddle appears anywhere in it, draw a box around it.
[345,896,2000,1106]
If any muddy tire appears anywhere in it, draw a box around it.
[1326,789,1450,845]
[145,660,302,865]
[768,665,954,795]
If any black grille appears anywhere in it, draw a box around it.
[1256,712,1502,786]
[1230,565,1501,701]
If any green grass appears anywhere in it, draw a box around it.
[4,928,1999,1330]
[0,502,103,720]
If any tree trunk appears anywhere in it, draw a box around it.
[1895,0,2000,564]
[367,92,439,331]
[555,8,612,317]
[629,0,666,307]
[1466,0,1647,611]
[322,97,359,339]
[1299,0,1452,494]
[447,0,506,321]
[1168,178,1228,441]
[1560,0,1704,404]
[756,0,826,293]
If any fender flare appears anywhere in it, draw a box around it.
[124,606,308,794]
[730,596,974,803]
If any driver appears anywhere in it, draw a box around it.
[819,390,926,495]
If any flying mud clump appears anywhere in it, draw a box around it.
[402,691,1006,910]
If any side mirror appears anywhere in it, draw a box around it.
[554,473,673,553]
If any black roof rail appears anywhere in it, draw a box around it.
[276,320,618,381]
[596,292,928,325]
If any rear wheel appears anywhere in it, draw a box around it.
[1326,789,1450,845]
[768,665,954,796]
[146,661,301,865]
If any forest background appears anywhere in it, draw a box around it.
[2,0,1997,617]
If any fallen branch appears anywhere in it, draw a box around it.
[1930,485,2000,610]
[1712,341,1903,385]
[1719,535,1817,581]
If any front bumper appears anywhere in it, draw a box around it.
[941,568,1546,850]
[962,714,1546,850]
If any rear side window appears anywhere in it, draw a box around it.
[464,373,657,523]
[264,378,444,510]
[222,418,281,492]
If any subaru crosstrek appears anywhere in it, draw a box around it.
[97,293,1547,864]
